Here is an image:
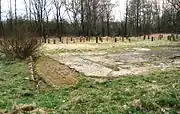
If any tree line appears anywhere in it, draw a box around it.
[124,0,180,37]
[0,0,179,39]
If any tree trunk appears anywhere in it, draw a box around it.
[136,0,139,37]
[101,16,105,36]
[80,0,85,36]
[56,8,60,40]
[60,18,63,39]
[124,0,128,38]
[107,13,110,36]
[14,0,17,34]
[0,0,2,37]
[9,0,13,34]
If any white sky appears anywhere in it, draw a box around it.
[1,0,126,21]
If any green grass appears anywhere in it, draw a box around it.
[0,56,180,113]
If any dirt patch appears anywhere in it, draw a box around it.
[35,56,79,88]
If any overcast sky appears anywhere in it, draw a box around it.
[1,0,126,21]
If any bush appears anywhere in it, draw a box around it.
[0,20,42,59]
[0,38,41,59]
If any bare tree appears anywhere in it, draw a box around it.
[92,0,98,36]
[167,0,180,33]
[65,0,81,36]
[99,0,106,36]
[29,0,32,23]
[136,0,141,36]
[153,0,161,33]
[167,0,180,10]
[14,0,17,34]
[23,0,29,19]
[9,0,13,34]
[53,0,65,41]
[105,0,113,36]
[0,0,2,37]
[124,0,129,38]
[80,0,85,36]
[31,0,50,40]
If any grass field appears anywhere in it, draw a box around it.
[43,38,180,55]
[0,55,179,113]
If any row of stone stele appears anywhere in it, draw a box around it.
[40,36,131,44]
[167,34,179,41]
[143,34,164,40]
[0,34,178,46]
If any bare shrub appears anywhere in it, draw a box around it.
[0,38,40,59]
[0,23,41,59]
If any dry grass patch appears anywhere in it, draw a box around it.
[35,56,79,88]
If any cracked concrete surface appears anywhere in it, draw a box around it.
[48,48,180,78]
